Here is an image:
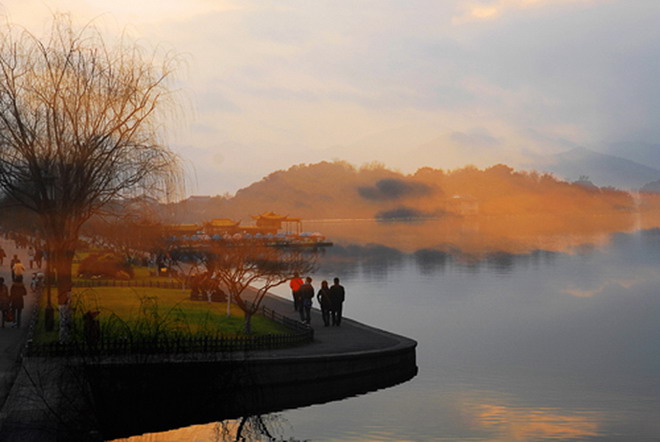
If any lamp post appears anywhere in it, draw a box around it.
[43,174,55,332]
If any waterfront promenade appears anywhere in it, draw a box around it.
[0,237,38,415]
[0,245,416,440]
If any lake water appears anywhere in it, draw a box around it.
[121,228,660,441]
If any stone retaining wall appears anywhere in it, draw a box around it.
[88,340,417,438]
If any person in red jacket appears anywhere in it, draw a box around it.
[289,273,304,312]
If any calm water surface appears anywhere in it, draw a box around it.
[122,229,660,441]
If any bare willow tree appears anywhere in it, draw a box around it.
[0,15,183,336]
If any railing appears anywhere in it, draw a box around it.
[261,304,314,336]
[27,291,314,357]
[26,330,313,357]
[73,279,186,289]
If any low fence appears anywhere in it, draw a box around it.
[73,279,185,290]
[261,303,312,335]
[27,305,314,357]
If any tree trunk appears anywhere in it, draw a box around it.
[50,239,76,342]
[53,247,75,306]
[244,310,252,335]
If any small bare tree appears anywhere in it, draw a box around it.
[0,15,183,337]
[178,241,318,334]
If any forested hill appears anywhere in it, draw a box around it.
[166,161,635,224]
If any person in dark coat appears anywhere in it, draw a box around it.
[9,255,18,281]
[9,275,27,328]
[329,277,345,326]
[298,277,314,324]
[34,248,43,268]
[0,277,9,328]
[317,280,333,327]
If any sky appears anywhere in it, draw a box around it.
[1,0,659,196]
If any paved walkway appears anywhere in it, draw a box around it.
[255,291,415,358]
[0,237,39,412]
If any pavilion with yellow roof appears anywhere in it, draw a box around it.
[202,218,241,236]
[251,212,302,235]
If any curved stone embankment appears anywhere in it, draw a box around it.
[92,294,418,438]
[1,293,418,441]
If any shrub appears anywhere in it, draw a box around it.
[78,253,134,279]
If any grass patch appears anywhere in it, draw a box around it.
[33,286,288,344]
[72,260,178,284]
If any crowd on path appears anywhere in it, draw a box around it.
[0,234,45,330]
[289,274,346,327]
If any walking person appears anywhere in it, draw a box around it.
[329,277,345,326]
[9,254,18,281]
[34,247,43,269]
[317,280,333,327]
[0,245,6,266]
[0,277,9,328]
[27,246,35,269]
[298,277,314,325]
[12,258,25,283]
[9,275,27,328]
[31,272,45,295]
[289,273,304,312]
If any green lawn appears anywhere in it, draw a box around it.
[34,286,289,344]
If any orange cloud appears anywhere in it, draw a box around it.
[452,0,597,25]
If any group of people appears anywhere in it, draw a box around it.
[0,257,30,329]
[290,274,346,327]
[0,244,44,270]
[0,235,43,329]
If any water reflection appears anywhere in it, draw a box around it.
[103,351,416,440]
[299,227,659,440]
[413,248,450,275]
[462,396,603,441]
[317,243,404,279]
[307,209,658,280]
[116,226,660,440]
[322,245,564,279]
[306,210,660,257]
[114,415,288,441]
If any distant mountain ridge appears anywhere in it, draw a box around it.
[166,161,636,225]
[641,179,660,193]
[534,147,660,190]
[603,142,660,171]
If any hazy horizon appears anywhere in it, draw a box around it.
[2,1,660,195]
[1,4,658,438]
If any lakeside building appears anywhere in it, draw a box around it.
[202,218,241,236]
[251,212,302,235]
[162,212,327,246]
